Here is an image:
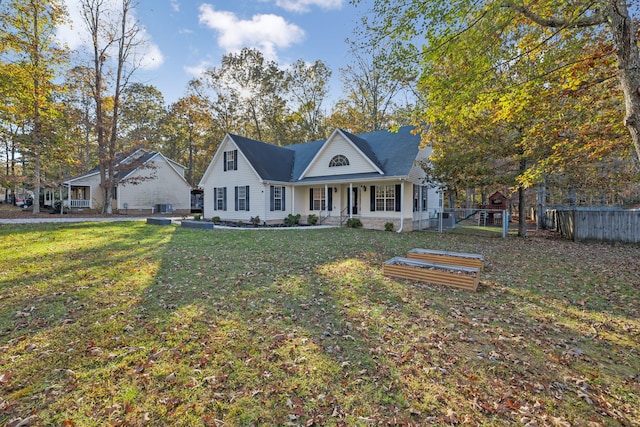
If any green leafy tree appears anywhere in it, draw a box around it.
[119,82,166,150]
[354,0,639,234]
[329,41,415,133]
[285,59,331,142]
[60,65,97,174]
[200,48,288,144]
[0,0,68,213]
[352,0,640,167]
[162,93,218,185]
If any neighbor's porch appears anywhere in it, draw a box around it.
[64,185,92,209]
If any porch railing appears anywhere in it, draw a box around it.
[339,206,349,226]
[69,199,91,208]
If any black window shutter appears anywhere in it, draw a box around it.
[270,186,274,211]
[234,150,238,170]
[223,187,227,211]
[282,187,286,211]
[213,188,218,211]
[234,186,238,211]
[245,185,250,211]
[370,186,376,211]
[395,184,401,211]
[309,188,314,210]
[328,188,333,211]
[223,152,227,171]
[413,184,418,212]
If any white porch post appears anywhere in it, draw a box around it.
[324,184,328,217]
[349,183,353,219]
[291,186,295,215]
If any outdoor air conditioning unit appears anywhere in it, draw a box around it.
[155,204,173,214]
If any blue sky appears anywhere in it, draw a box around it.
[59,0,372,106]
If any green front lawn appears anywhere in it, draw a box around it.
[1,222,638,426]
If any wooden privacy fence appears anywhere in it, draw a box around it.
[544,208,640,243]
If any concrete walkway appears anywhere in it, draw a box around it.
[0,216,150,224]
[0,216,336,229]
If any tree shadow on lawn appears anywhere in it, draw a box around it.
[0,222,173,334]
[1,225,638,426]
[131,228,639,426]
[0,221,175,426]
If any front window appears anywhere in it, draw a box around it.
[413,185,428,211]
[376,185,396,211]
[313,187,326,210]
[226,150,236,171]
[215,187,226,210]
[237,186,247,211]
[273,186,283,211]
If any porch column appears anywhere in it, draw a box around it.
[291,186,295,215]
[349,183,353,219]
[397,181,405,233]
[324,184,328,217]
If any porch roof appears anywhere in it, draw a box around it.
[294,172,403,185]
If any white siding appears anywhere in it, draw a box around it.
[118,157,191,212]
[303,134,378,178]
[407,146,432,182]
[83,174,103,209]
[201,138,266,222]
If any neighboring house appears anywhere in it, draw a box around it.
[63,149,192,214]
[199,126,441,231]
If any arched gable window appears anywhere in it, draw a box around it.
[329,154,349,167]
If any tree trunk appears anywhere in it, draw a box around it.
[607,0,640,166]
[518,185,527,237]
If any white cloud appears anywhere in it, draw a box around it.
[170,0,180,13]
[275,0,342,13]
[198,4,305,62]
[57,0,164,70]
[184,61,213,78]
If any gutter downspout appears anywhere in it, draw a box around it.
[264,183,268,223]
[396,180,404,233]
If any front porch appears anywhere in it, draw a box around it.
[64,185,92,209]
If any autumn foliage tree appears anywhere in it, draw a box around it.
[0,0,68,212]
[353,0,639,225]
[354,0,640,166]
[80,0,143,214]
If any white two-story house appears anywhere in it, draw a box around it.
[198,126,440,231]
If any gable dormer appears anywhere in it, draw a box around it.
[299,129,384,179]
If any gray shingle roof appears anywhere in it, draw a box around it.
[231,126,422,183]
[230,134,295,182]
[67,149,160,182]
